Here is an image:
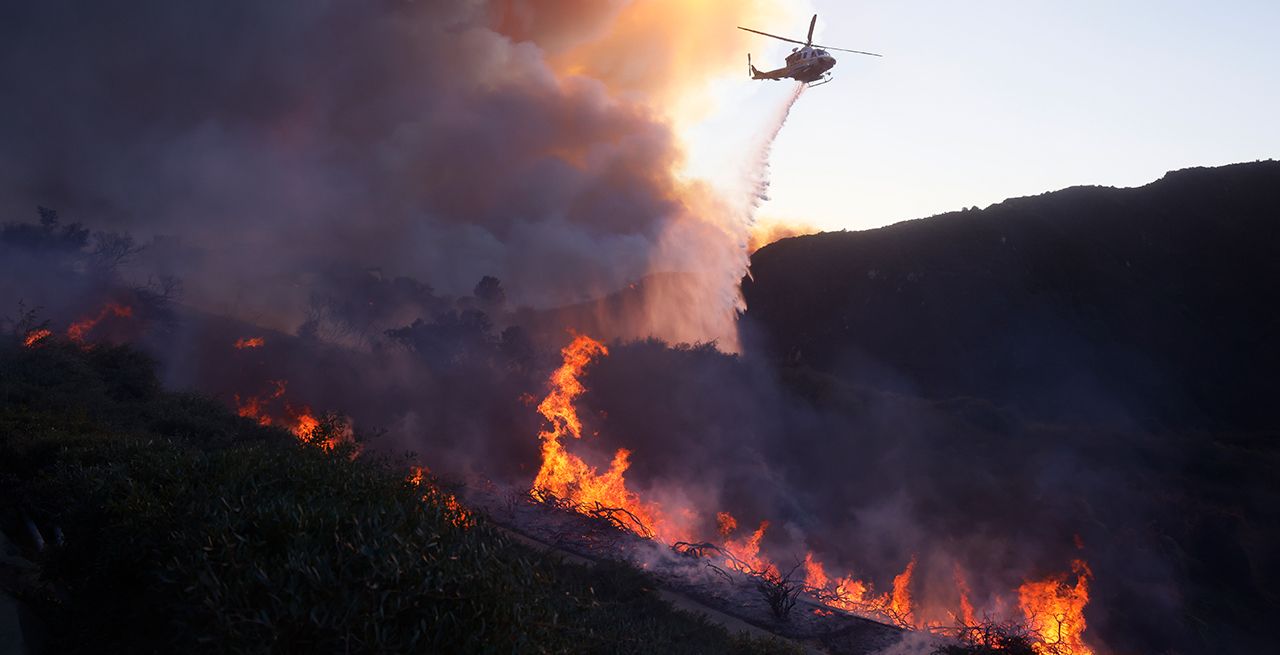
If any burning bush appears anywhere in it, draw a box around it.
[932,621,1037,655]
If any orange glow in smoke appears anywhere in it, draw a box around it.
[716,511,738,537]
[532,0,795,120]
[747,218,819,253]
[66,302,132,344]
[234,337,265,349]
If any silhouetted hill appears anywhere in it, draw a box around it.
[743,161,1280,431]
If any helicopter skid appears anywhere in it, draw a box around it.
[806,73,834,88]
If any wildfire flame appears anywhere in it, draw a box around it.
[236,379,287,426]
[803,551,829,590]
[66,302,132,344]
[22,328,52,348]
[530,333,686,541]
[527,333,1096,651]
[234,337,265,349]
[890,556,917,626]
[955,564,978,627]
[723,520,774,575]
[1018,559,1094,655]
[802,553,919,628]
[408,466,472,528]
[234,379,351,452]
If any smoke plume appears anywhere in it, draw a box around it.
[0,0,791,347]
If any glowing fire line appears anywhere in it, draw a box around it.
[528,333,1095,652]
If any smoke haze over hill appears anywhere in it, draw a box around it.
[0,0,791,346]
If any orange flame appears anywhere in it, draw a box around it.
[801,551,918,628]
[723,520,773,574]
[524,335,1097,646]
[955,564,978,627]
[235,379,287,426]
[408,466,472,528]
[234,337,265,349]
[1019,559,1094,655]
[288,404,321,438]
[22,328,52,348]
[284,403,355,452]
[66,302,132,344]
[889,557,917,626]
[530,333,688,541]
[803,551,829,590]
[235,379,352,451]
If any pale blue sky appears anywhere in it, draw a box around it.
[683,1,1280,232]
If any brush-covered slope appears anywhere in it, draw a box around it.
[743,161,1280,430]
[0,337,795,654]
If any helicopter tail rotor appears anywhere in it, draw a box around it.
[806,14,817,46]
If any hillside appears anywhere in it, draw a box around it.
[0,338,795,654]
[743,161,1280,431]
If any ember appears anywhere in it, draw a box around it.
[234,337,265,349]
[22,328,52,348]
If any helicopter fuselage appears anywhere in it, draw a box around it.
[751,46,836,84]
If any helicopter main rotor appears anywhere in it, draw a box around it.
[737,13,882,57]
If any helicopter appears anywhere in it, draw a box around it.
[739,14,881,88]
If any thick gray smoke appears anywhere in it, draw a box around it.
[0,0,730,334]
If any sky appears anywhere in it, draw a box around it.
[682,0,1280,233]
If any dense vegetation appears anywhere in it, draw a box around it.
[0,337,796,654]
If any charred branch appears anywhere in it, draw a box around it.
[584,503,655,540]
[755,560,805,621]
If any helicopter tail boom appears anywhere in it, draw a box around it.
[748,53,787,80]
